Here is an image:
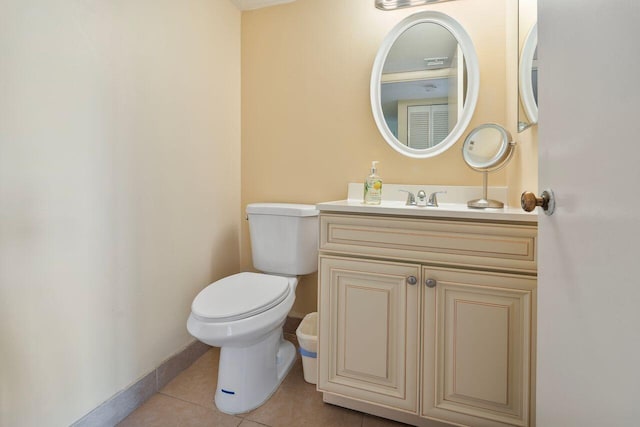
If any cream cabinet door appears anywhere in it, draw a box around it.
[318,256,420,412]
[422,267,535,427]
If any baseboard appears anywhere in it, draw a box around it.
[72,340,210,427]
[74,318,303,426]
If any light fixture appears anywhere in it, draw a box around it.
[375,0,452,11]
[424,56,448,67]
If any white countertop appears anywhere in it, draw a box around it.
[317,199,537,222]
[316,183,538,223]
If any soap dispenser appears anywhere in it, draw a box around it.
[364,161,382,205]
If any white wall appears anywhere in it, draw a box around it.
[537,1,640,425]
[0,1,241,425]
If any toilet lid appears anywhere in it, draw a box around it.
[191,272,290,322]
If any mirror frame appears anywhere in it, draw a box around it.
[462,123,515,171]
[519,22,538,126]
[370,11,480,159]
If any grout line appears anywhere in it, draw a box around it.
[157,391,215,411]
[156,390,252,420]
[240,420,270,427]
[157,391,256,424]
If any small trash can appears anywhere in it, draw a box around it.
[296,312,318,384]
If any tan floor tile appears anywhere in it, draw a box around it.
[244,356,364,427]
[238,420,270,427]
[124,336,406,426]
[363,414,412,426]
[161,347,220,409]
[117,394,241,427]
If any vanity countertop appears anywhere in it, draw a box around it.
[317,184,538,223]
[317,199,537,223]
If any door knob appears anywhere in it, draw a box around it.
[407,276,417,285]
[425,278,437,288]
[521,189,555,216]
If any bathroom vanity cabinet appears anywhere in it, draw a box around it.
[317,208,537,427]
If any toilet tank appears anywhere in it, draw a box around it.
[246,203,319,276]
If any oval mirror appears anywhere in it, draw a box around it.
[371,11,480,159]
[462,123,515,209]
[519,22,538,129]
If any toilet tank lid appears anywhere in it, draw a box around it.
[246,203,318,217]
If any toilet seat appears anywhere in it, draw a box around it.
[191,272,290,322]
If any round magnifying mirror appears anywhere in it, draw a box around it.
[462,123,515,209]
[371,11,480,159]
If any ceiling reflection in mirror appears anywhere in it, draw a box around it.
[371,11,479,159]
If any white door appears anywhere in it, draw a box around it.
[537,2,640,426]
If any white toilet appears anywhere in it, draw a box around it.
[186,203,319,415]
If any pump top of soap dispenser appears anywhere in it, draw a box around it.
[370,160,379,174]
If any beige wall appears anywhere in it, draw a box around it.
[508,0,538,206]
[241,0,526,316]
[0,1,241,425]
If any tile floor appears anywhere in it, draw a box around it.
[118,335,409,427]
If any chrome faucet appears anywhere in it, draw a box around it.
[399,189,447,207]
[416,190,427,206]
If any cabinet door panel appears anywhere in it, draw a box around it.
[448,295,510,405]
[318,256,420,412]
[422,267,535,427]
[340,282,390,379]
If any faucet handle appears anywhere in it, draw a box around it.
[398,189,416,206]
[427,191,447,207]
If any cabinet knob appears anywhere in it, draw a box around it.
[425,278,437,288]
[407,276,417,285]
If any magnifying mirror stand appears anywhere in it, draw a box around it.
[462,123,515,209]
[468,170,504,209]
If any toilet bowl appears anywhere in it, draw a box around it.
[187,272,299,414]
[186,203,318,415]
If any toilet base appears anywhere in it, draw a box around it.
[214,326,296,414]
